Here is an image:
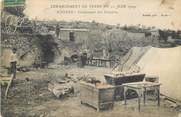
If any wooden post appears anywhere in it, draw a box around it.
[124,87,127,105]
[97,89,100,112]
[138,94,141,111]
[137,90,141,112]
[143,87,146,105]
[5,74,13,99]
[157,87,160,107]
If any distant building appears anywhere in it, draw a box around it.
[149,29,160,39]
[58,28,89,44]
[127,32,145,41]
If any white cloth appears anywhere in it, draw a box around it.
[10,53,18,62]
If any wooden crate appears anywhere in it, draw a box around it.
[104,73,145,100]
[79,82,115,112]
[104,73,145,85]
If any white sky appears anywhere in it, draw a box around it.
[22,0,181,30]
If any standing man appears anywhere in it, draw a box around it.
[82,52,87,67]
[4,48,18,98]
[10,48,18,79]
[55,24,60,39]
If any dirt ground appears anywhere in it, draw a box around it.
[1,65,181,117]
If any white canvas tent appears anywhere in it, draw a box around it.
[137,46,181,102]
[114,46,181,102]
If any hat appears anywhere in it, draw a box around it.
[12,48,17,51]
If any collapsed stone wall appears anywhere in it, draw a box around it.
[1,33,61,67]
[1,33,40,66]
[35,35,61,64]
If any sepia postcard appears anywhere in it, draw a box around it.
[0,0,181,117]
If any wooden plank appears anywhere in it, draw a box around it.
[5,74,14,99]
